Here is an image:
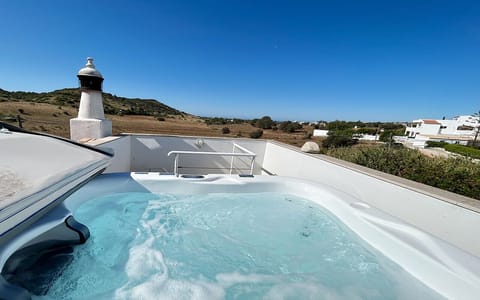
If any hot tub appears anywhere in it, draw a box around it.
[2,172,480,299]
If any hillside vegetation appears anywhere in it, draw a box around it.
[0,88,184,117]
[0,92,318,145]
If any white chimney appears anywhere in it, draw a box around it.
[70,57,112,141]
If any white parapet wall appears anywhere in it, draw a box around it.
[262,141,480,258]
[90,134,267,174]
[86,135,131,173]
[129,134,267,174]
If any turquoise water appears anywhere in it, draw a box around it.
[35,192,442,299]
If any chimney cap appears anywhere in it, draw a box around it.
[78,57,103,78]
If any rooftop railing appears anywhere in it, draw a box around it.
[167,143,256,177]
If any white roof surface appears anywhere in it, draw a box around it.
[0,132,110,234]
[0,131,111,213]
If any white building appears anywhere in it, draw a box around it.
[352,133,379,141]
[312,129,329,137]
[404,115,479,147]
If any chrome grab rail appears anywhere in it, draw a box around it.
[167,143,256,177]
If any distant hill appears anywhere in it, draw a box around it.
[0,88,185,117]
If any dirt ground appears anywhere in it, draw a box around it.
[0,101,322,147]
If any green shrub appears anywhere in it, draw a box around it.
[327,147,480,199]
[425,142,480,159]
[327,120,351,131]
[426,141,448,148]
[279,121,302,133]
[330,129,354,137]
[249,129,263,139]
[156,117,165,121]
[204,117,227,125]
[286,123,297,133]
[444,144,480,159]
[356,128,377,135]
[379,131,393,143]
[322,135,358,148]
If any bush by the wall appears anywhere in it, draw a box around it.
[327,146,480,200]
[222,127,230,134]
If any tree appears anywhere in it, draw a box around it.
[278,121,302,133]
[357,128,377,135]
[379,130,394,143]
[255,116,275,129]
[327,120,351,131]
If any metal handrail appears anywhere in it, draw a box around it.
[167,143,256,177]
[229,143,255,174]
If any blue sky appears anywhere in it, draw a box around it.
[0,0,479,121]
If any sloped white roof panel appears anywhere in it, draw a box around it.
[0,131,111,237]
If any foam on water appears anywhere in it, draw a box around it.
[31,192,443,299]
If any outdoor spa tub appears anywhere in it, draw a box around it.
[2,172,480,299]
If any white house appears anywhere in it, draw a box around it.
[404,115,479,147]
[313,129,329,137]
[352,133,379,141]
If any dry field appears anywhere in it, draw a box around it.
[0,101,321,147]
